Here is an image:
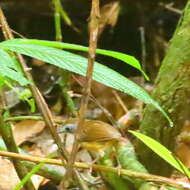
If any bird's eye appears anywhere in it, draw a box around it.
[65,126,72,132]
[64,123,77,133]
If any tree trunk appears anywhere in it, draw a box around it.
[137,0,190,176]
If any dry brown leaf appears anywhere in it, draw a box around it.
[13,120,45,145]
[31,175,44,190]
[98,1,120,35]
[0,157,19,190]
[0,156,44,190]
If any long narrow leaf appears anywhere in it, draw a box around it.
[1,38,149,80]
[129,130,190,177]
[0,41,172,126]
[13,158,46,190]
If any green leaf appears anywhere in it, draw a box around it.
[0,40,172,127]
[18,88,36,112]
[0,49,33,109]
[13,154,53,190]
[0,74,6,87]
[0,49,29,86]
[1,38,149,80]
[129,130,190,178]
[13,158,47,190]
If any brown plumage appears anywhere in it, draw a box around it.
[79,120,122,142]
[61,119,124,141]
[59,119,127,153]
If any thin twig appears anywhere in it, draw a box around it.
[0,150,190,189]
[0,10,36,190]
[160,2,182,15]
[72,75,116,125]
[59,71,78,117]
[112,90,128,113]
[5,115,63,124]
[65,0,100,179]
[57,0,80,33]
[0,25,26,38]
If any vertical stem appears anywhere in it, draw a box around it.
[59,70,78,117]
[0,92,36,190]
[139,26,146,73]
[139,26,146,111]
[53,0,62,42]
[0,118,36,190]
[65,0,100,179]
[52,2,88,189]
[53,0,77,117]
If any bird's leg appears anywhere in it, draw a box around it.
[113,146,122,176]
[116,159,122,176]
[91,155,101,164]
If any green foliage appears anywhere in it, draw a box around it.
[4,38,149,79]
[13,160,46,190]
[18,89,35,112]
[0,39,173,126]
[0,49,29,86]
[0,49,35,111]
[129,130,190,178]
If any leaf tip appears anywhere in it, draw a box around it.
[141,70,150,81]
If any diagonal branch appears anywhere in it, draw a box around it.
[0,7,68,169]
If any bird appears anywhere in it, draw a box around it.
[58,118,127,154]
